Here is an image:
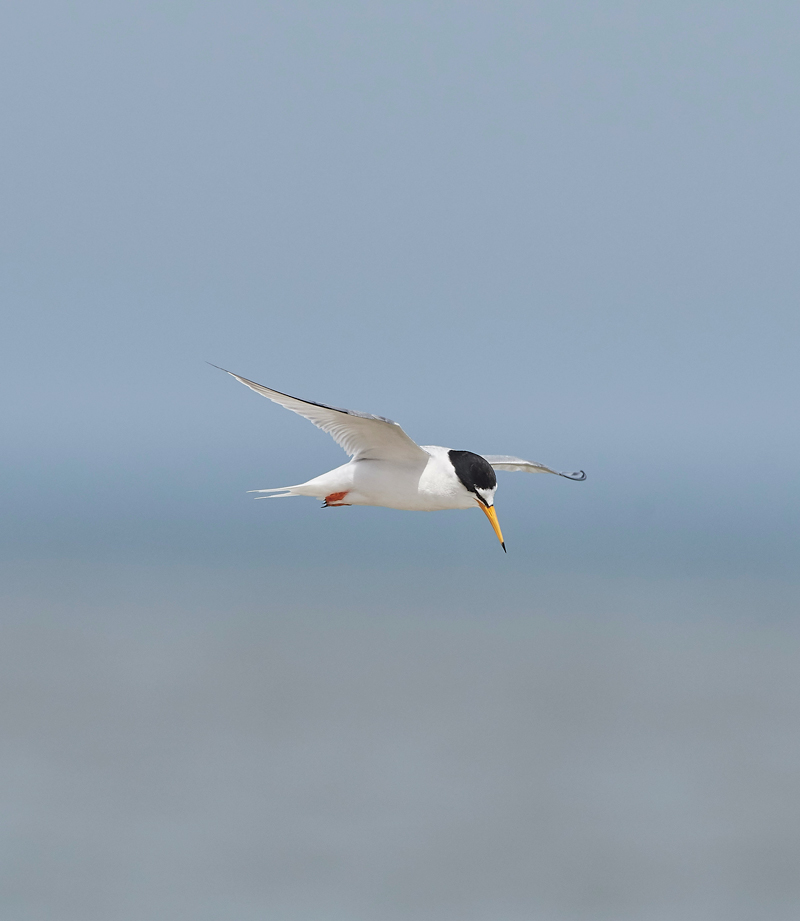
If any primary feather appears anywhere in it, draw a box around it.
[482,455,586,480]
[210,364,427,464]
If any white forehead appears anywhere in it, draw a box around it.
[475,485,496,505]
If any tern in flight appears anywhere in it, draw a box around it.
[212,366,585,551]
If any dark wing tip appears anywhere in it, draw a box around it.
[206,363,399,426]
[560,470,587,481]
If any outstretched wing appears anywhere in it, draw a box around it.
[212,365,428,464]
[482,455,586,481]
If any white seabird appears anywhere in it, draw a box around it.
[212,366,585,551]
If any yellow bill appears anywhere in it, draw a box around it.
[480,503,506,552]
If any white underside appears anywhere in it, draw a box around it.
[254,446,479,511]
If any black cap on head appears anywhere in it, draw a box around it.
[448,450,497,496]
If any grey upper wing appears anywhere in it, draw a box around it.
[482,455,586,481]
[212,365,428,464]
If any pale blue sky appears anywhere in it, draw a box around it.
[3,0,799,573]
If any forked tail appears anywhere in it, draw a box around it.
[247,486,301,500]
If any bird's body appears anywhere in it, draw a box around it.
[271,447,479,511]
[212,365,585,550]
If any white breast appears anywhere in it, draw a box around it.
[344,447,472,511]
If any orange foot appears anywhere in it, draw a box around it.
[323,491,350,507]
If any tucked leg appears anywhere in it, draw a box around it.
[323,491,350,507]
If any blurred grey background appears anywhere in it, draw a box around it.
[1,2,799,919]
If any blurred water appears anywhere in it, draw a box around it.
[2,560,798,920]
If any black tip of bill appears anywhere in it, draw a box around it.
[501,542,507,553]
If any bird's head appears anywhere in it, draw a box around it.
[447,450,506,552]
